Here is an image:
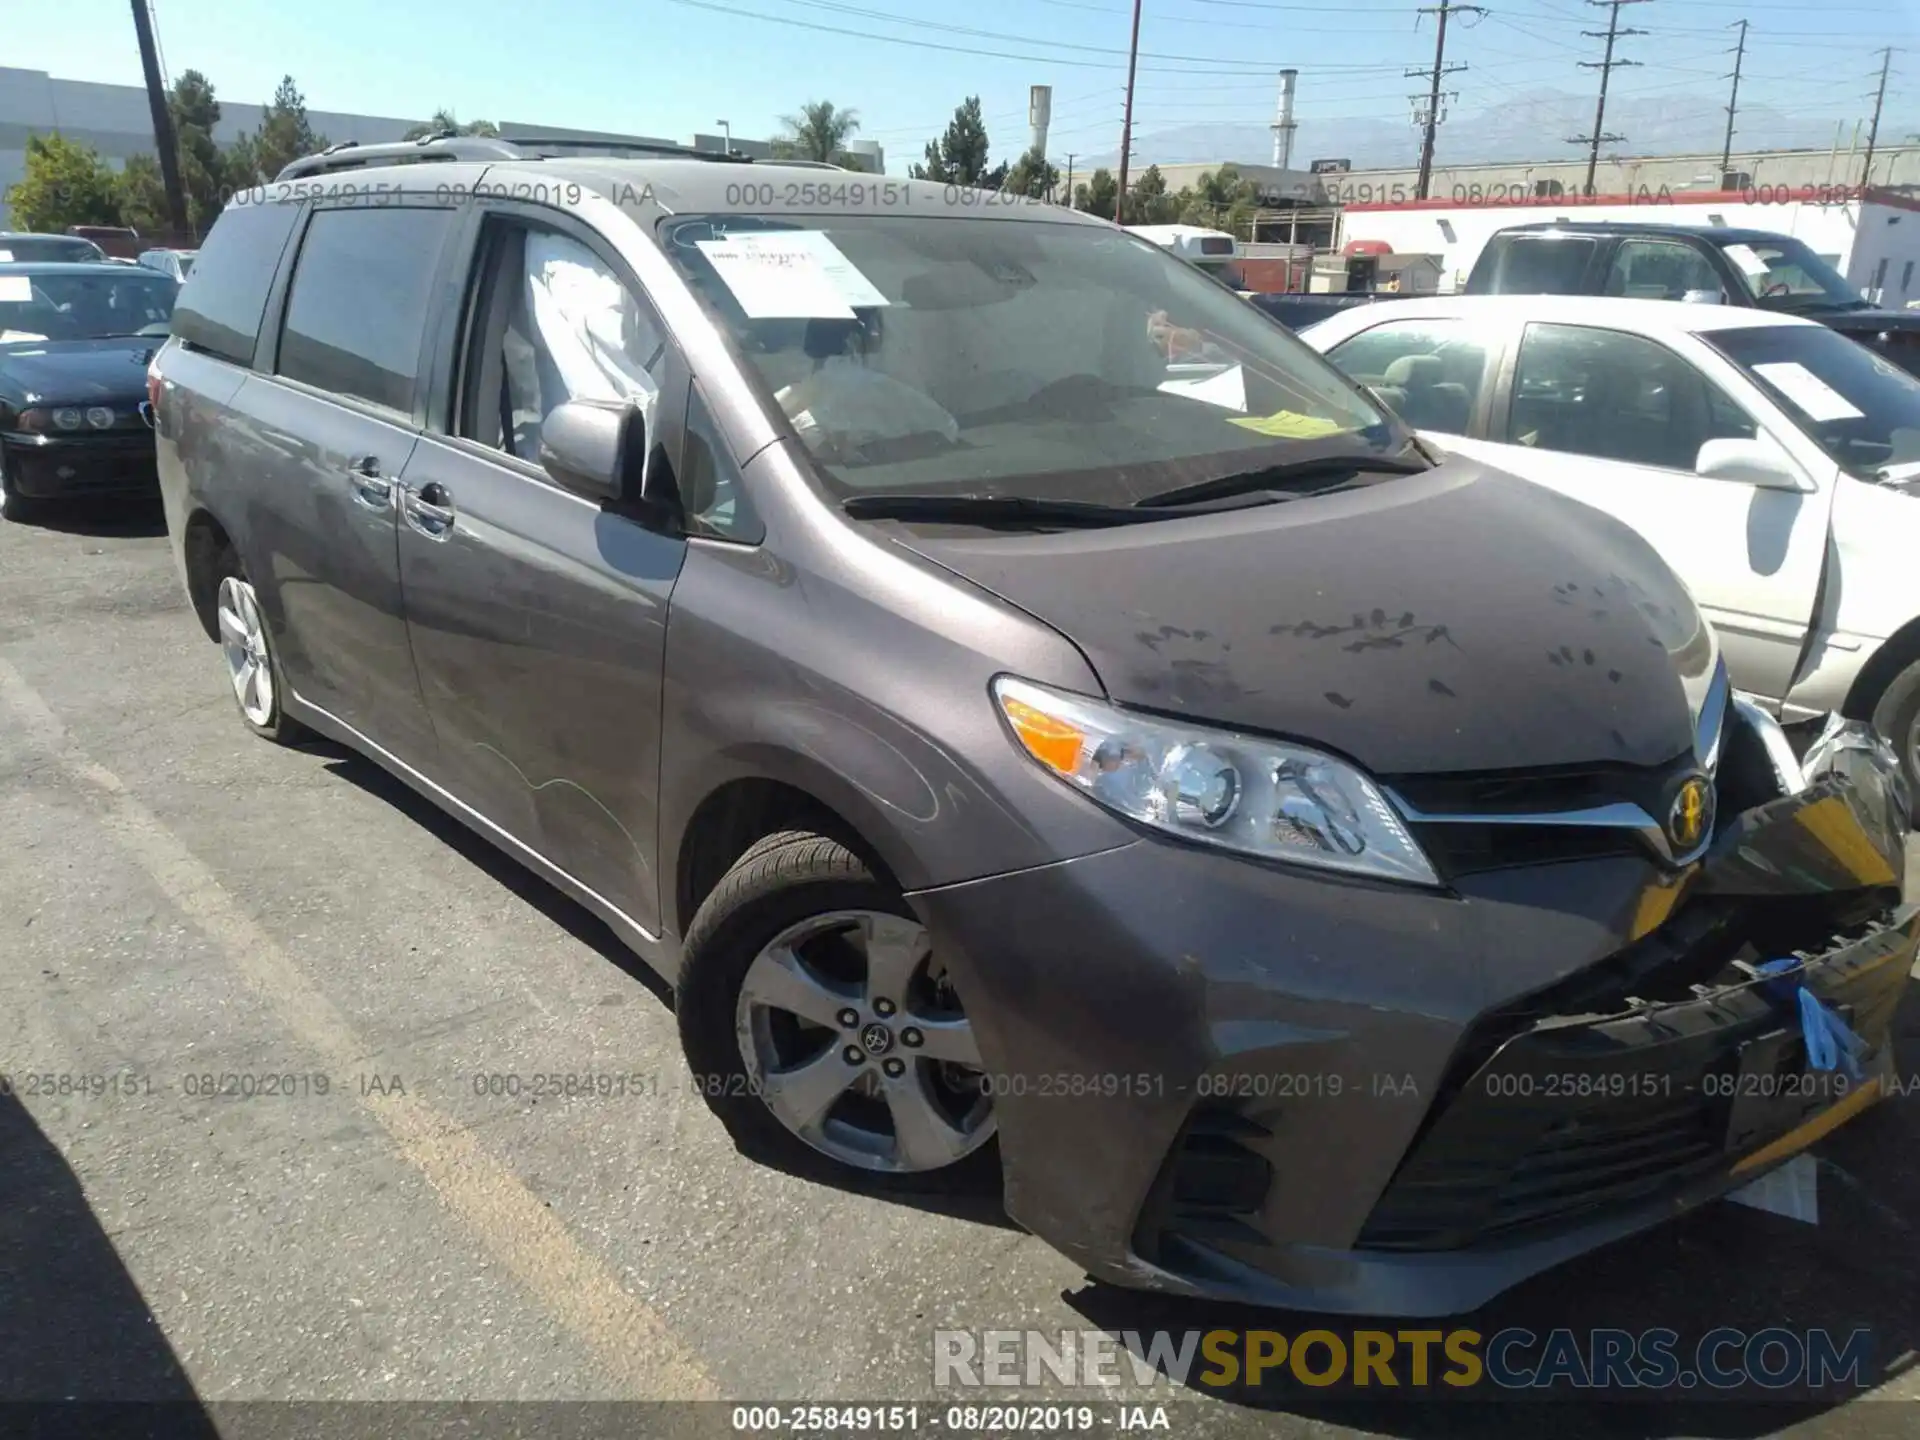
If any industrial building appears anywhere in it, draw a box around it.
[0,65,880,229]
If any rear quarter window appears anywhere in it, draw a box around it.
[171,201,302,365]
[1472,235,1599,294]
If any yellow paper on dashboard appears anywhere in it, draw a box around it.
[1227,410,1346,440]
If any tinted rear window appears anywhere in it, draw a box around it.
[171,201,301,364]
[0,237,104,263]
[1474,235,1598,294]
[276,206,453,415]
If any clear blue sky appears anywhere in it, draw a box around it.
[14,0,1918,173]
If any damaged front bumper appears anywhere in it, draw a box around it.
[912,715,1914,1317]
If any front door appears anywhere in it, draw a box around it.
[243,200,459,765]
[1445,320,1834,702]
[397,210,688,938]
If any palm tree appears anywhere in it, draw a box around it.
[779,101,860,163]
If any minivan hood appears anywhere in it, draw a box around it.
[0,336,158,404]
[895,461,1714,777]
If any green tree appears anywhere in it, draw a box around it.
[4,133,123,231]
[234,76,329,185]
[779,100,860,163]
[113,153,171,234]
[1176,163,1259,234]
[910,96,993,184]
[405,108,500,140]
[165,69,230,233]
[1125,164,1183,224]
[1073,166,1118,220]
[1001,146,1060,201]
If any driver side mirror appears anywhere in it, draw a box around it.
[1695,436,1807,491]
[538,398,647,503]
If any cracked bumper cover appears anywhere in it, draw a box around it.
[910,732,1913,1317]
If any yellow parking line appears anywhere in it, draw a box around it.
[0,657,719,1400]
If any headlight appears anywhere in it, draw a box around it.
[53,407,83,431]
[85,405,115,429]
[993,676,1439,886]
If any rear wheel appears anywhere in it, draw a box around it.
[213,551,307,745]
[1869,658,1920,823]
[677,831,997,1190]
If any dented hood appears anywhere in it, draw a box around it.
[897,459,1716,777]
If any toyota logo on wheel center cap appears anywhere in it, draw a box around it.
[859,1022,895,1056]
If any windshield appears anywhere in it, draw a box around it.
[0,269,178,342]
[1708,323,1920,474]
[655,211,1398,506]
[1717,236,1865,313]
[0,236,105,264]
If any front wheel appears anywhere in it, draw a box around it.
[1870,658,1920,825]
[677,831,997,1190]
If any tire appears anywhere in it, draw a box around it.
[1869,657,1920,824]
[0,446,43,524]
[677,830,998,1193]
[212,547,308,745]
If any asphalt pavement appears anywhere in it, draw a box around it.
[3,496,1919,1439]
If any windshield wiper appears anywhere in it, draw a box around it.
[842,492,1161,529]
[1133,452,1427,509]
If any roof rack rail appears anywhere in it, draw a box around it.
[492,135,752,164]
[275,133,753,182]
[276,134,521,181]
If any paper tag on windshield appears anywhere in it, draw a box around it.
[0,276,32,302]
[0,250,13,263]
[1754,361,1865,422]
[782,232,889,308]
[696,235,855,319]
[1723,244,1772,279]
[1228,409,1346,440]
[0,331,46,344]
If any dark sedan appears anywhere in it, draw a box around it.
[0,262,178,521]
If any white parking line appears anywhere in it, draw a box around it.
[0,655,719,1401]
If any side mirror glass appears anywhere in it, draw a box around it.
[1695,436,1805,491]
[539,398,644,502]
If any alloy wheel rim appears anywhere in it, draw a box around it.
[216,576,275,726]
[735,908,993,1173]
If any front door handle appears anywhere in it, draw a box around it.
[345,455,393,511]
[402,481,456,539]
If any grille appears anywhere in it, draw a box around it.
[1136,1108,1273,1256]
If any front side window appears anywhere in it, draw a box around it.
[0,269,177,343]
[653,212,1396,507]
[1708,323,1920,477]
[278,205,454,413]
[1324,319,1488,435]
[461,224,669,465]
[1602,240,1725,302]
[1505,323,1755,471]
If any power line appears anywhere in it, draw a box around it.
[1721,18,1746,174]
[1566,0,1651,195]
[1409,2,1485,199]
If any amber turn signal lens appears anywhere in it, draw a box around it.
[1000,696,1085,775]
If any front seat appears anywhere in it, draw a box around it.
[1382,354,1472,434]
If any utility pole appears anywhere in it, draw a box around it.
[130,0,188,236]
[1409,2,1483,200]
[1862,47,1894,189]
[1720,19,1746,178]
[1117,0,1143,222]
[1566,0,1650,197]
[1064,153,1077,208]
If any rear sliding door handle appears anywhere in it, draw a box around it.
[345,455,393,510]
[401,481,456,539]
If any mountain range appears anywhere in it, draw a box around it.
[1083,88,1913,173]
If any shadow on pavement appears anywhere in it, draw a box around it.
[315,740,1020,1233]
[0,1087,216,1434]
[14,495,168,540]
[1063,976,1920,1437]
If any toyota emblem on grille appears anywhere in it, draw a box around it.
[1667,775,1714,852]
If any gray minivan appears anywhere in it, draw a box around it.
[150,138,1915,1317]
